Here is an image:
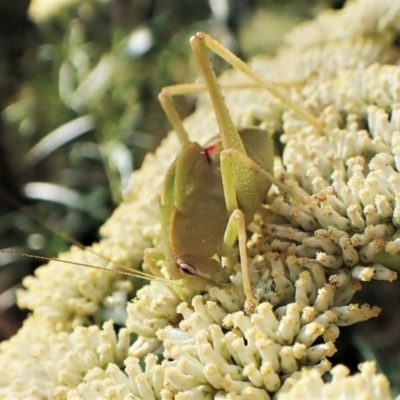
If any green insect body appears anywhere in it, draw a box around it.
[161,141,229,286]
[154,32,319,312]
[160,127,273,291]
[0,33,318,313]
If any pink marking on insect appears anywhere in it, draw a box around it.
[204,136,223,165]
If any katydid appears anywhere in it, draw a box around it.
[1,33,319,314]
[156,32,319,313]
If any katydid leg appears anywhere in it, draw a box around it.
[220,144,238,215]
[220,151,257,312]
[190,31,260,215]
[218,147,310,313]
[158,90,190,147]
[222,209,258,314]
[192,32,323,131]
[158,82,267,148]
[221,148,309,204]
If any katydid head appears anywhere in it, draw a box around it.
[165,254,230,289]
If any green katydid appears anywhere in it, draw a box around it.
[1,32,321,314]
[154,32,321,313]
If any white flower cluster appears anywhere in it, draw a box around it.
[285,0,400,49]
[16,244,132,331]
[2,0,400,398]
[277,361,392,400]
[158,296,341,398]
[0,320,129,399]
[67,355,164,400]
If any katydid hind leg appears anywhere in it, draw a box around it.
[218,127,276,222]
[221,148,308,204]
[190,32,260,216]
[193,31,322,131]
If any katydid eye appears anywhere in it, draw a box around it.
[178,262,196,275]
